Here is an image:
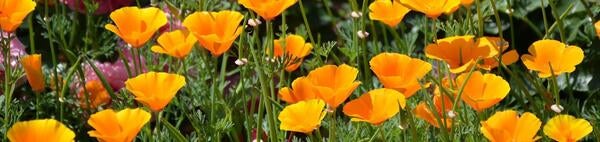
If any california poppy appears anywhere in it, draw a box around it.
[278,77,318,104]
[521,40,584,78]
[543,115,593,142]
[480,110,541,142]
[425,36,497,73]
[370,53,432,98]
[151,30,197,59]
[78,80,111,109]
[595,21,600,38]
[368,0,411,27]
[21,54,45,93]
[461,0,474,6]
[413,94,454,128]
[7,119,76,142]
[125,72,186,111]
[456,71,509,112]
[238,0,297,21]
[278,99,326,134]
[272,34,313,72]
[0,0,36,33]
[105,6,167,48]
[88,108,151,142]
[183,10,244,57]
[478,37,518,70]
[398,0,460,19]
[306,64,361,109]
[343,88,406,125]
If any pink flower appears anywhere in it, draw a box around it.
[62,0,133,14]
[159,5,184,33]
[0,36,27,77]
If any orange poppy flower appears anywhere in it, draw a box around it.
[88,108,151,142]
[0,0,36,33]
[480,110,541,142]
[278,77,318,104]
[343,88,406,125]
[521,40,584,78]
[425,35,497,73]
[595,21,600,38]
[125,72,186,111]
[78,80,111,109]
[183,10,244,57]
[413,94,454,128]
[238,0,297,21]
[478,37,519,70]
[370,53,432,98]
[461,0,474,6]
[306,64,361,109]
[398,0,460,19]
[368,0,411,27]
[151,30,197,59]
[543,115,593,142]
[21,54,45,93]
[278,99,326,134]
[7,119,75,142]
[105,7,167,48]
[456,71,509,112]
[272,34,313,72]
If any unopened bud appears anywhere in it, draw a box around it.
[447,110,456,118]
[235,58,248,66]
[350,11,363,18]
[248,18,262,27]
[357,30,369,39]
[550,104,564,113]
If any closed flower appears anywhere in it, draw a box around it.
[456,71,509,112]
[21,54,45,93]
[0,0,36,33]
[343,88,406,125]
[78,80,111,109]
[151,30,197,59]
[425,36,497,73]
[272,34,313,72]
[368,0,411,27]
[521,40,584,78]
[399,0,460,19]
[88,108,151,142]
[370,53,432,98]
[278,77,318,104]
[543,115,593,142]
[125,72,186,111]
[238,0,297,21]
[478,37,519,70]
[8,119,75,142]
[595,21,600,39]
[480,110,541,142]
[183,10,244,57]
[306,64,361,109]
[105,7,167,48]
[413,94,454,128]
[278,99,326,134]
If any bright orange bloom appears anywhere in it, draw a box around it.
[480,110,541,142]
[278,99,326,134]
[370,53,432,98]
[278,77,318,104]
[0,0,36,33]
[521,40,584,78]
[88,108,151,142]
[595,21,600,38]
[183,10,244,57]
[425,36,497,73]
[398,0,460,19]
[21,54,45,93]
[78,80,111,109]
[272,34,313,72]
[543,115,593,142]
[369,0,411,27]
[461,0,474,6]
[7,119,75,142]
[105,7,167,48]
[306,64,361,109]
[238,0,297,21]
[343,88,406,125]
[125,72,186,111]
[151,30,197,59]
[456,71,509,112]
[478,37,519,70]
[413,94,454,128]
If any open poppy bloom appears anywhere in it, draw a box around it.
[413,94,454,128]
[238,0,297,21]
[278,77,318,104]
[125,72,186,111]
[105,7,167,48]
[370,53,432,98]
[478,37,519,70]
[343,88,406,125]
[480,110,541,142]
[543,114,593,142]
[456,71,509,112]
[425,36,497,73]
[521,40,584,78]
[21,54,45,93]
[398,0,460,19]
[78,80,111,109]
[88,108,151,142]
[278,99,326,134]
[368,0,411,27]
[306,64,361,109]
[272,34,313,72]
[7,119,76,142]
[151,30,198,59]
[183,10,244,57]
[595,21,600,38]
[0,0,36,33]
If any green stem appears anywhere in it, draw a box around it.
[475,0,484,36]
[547,0,566,42]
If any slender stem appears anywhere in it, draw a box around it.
[297,0,316,44]
[547,0,566,42]
[540,0,550,36]
[329,111,337,141]
[475,0,484,36]
[489,0,504,74]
